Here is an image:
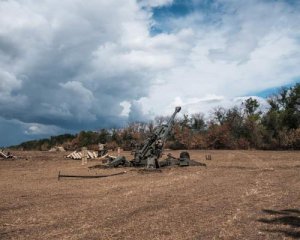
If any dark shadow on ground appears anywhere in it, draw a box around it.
[258,209,300,239]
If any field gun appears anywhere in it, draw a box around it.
[131,106,181,168]
[107,106,187,168]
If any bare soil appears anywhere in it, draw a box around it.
[0,150,299,240]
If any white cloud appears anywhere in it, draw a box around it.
[24,123,63,135]
[120,101,131,117]
[134,0,300,116]
[0,0,299,145]
[139,0,173,8]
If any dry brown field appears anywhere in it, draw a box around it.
[0,150,299,240]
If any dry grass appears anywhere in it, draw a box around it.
[0,150,299,239]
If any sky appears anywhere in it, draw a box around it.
[0,0,300,146]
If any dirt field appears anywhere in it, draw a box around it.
[0,150,299,240]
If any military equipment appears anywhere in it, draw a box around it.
[107,107,182,168]
[107,156,128,167]
[178,151,190,166]
[105,106,206,169]
[131,106,181,168]
[58,171,126,180]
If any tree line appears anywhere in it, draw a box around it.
[12,83,300,151]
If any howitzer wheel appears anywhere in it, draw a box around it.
[179,151,190,160]
[179,151,190,166]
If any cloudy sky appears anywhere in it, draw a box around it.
[0,0,300,146]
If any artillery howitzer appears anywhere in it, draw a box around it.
[131,106,181,168]
[105,107,205,169]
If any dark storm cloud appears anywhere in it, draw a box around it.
[0,36,21,61]
[0,0,160,145]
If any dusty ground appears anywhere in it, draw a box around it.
[0,150,299,240]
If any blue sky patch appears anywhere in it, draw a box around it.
[151,0,226,34]
[254,80,300,98]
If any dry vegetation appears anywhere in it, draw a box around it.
[1,150,300,239]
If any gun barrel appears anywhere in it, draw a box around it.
[175,106,181,113]
[166,106,181,125]
[162,106,181,140]
[132,106,182,166]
